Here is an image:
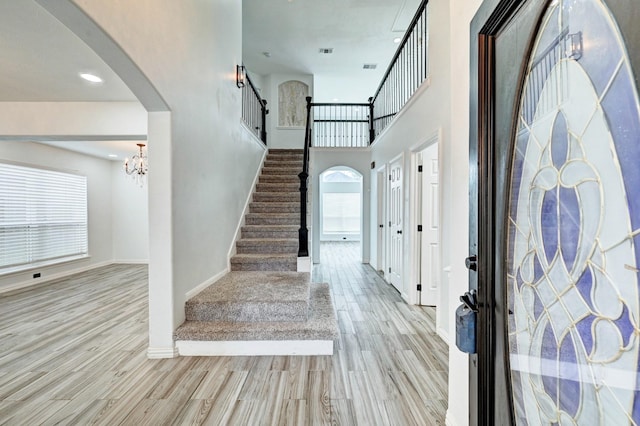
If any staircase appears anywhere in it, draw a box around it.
[230,149,302,271]
[174,149,337,356]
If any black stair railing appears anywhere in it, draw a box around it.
[370,0,429,138]
[241,71,268,144]
[298,96,312,257]
[296,0,430,257]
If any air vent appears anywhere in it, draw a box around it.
[363,64,377,70]
[319,48,334,54]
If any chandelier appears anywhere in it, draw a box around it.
[124,143,148,185]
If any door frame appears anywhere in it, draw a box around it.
[470,0,542,424]
[376,165,388,274]
[410,130,441,306]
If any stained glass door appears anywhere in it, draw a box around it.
[470,0,640,424]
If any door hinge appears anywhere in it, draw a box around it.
[417,225,422,232]
[389,221,391,227]
[418,165,423,172]
[389,174,392,181]
[417,284,422,291]
[389,267,391,273]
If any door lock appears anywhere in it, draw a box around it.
[397,230,402,234]
[465,254,477,271]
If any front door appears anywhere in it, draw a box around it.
[470,0,640,424]
[389,157,403,292]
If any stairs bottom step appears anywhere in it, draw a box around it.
[175,283,338,343]
[185,271,310,322]
[230,254,297,271]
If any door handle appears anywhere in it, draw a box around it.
[397,230,402,234]
[465,254,477,271]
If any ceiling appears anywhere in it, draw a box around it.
[0,0,421,159]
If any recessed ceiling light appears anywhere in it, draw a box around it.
[262,52,272,58]
[79,73,103,83]
[108,154,118,158]
[332,98,339,102]
[393,37,402,43]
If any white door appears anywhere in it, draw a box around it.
[388,158,403,292]
[376,169,386,273]
[420,144,439,306]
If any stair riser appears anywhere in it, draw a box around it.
[256,183,299,192]
[230,260,297,271]
[259,175,299,183]
[263,161,302,168]
[261,167,300,176]
[266,154,303,161]
[253,193,299,202]
[246,216,298,225]
[186,302,308,322]
[250,204,300,214]
[241,229,298,239]
[236,244,298,254]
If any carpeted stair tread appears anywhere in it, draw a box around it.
[241,225,299,239]
[261,167,301,175]
[245,213,299,225]
[253,192,299,202]
[230,253,297,271]
[256,183,299,192]
[249,202,300,213]
[175,283,338,341]
[236,238,298,254]
[259,175,300,183]
[185,272,310,322]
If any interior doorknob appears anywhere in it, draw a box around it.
[397,230,402,234]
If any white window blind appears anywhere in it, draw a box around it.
[0,162,88,272]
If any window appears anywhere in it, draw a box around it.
[0,162,88,273]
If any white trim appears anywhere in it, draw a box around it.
[297,256,311,272]
[176,339,334,356]
[445,410,458,426]
[112,259,149,265]
[240,119,270,149]
[226,148,268,267]
[147,346,179,359]
[185,268,229,300]
[0,259,111,295]
[408,130,442,306]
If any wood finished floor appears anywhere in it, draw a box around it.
[0,242,448,425]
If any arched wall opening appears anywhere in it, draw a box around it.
[319,167,363,243]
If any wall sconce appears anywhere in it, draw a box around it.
[236,65,246,88]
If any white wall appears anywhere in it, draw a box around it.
[263,73,314,149]
[111,161,149,263]
[66,0,267,353]
[0,102,146,139]
[364,0,484,424]
[311,149,372,264]
[0,141,113,292]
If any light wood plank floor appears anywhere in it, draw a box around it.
[0,242,448,425]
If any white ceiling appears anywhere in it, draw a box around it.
[0,0,421,158]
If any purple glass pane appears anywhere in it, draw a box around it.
[614,304,633,347]
[542,323,559,401]
[558,334,580,416]
[541,190,559,263]
[575,314,595,356]
[575,267,594,311]
[558,187,580,271]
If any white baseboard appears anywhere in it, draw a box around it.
[112,259,149,264]
[297,257,311,272]
[227,149,268,266]
[0,260,112,295]
[176,340,334,356]
[185,268,229,300]
[147,346,179,359]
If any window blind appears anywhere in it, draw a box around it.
[0,162,88,272]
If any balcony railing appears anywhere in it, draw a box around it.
[308,101,374,148]
[371,0,429,138]
[297,0,429,257]
[241,71,268,144]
